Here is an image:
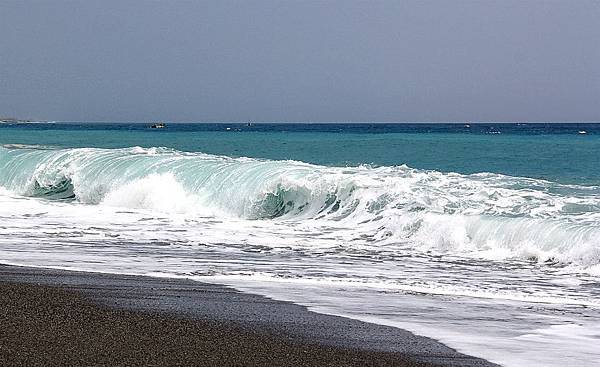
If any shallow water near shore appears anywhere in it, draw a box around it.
[1,122,599,366]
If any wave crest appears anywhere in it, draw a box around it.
[1,145,599,268]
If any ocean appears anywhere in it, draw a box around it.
[1,122,599,366]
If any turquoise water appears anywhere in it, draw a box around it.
[1,122,600,366]
[1,122,599,184]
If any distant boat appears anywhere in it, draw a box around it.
[150,122,166,129]
[578,130,587,134]
[464,124,470,128]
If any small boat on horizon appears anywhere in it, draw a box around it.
[150,122,166,129]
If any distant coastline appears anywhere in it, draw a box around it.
[0,117,47,124]
[0,117,35,123]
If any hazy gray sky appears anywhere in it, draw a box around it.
[1,0,598,122]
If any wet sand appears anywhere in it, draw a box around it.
[0,265,496,366]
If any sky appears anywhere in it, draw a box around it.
[1,0,599,122]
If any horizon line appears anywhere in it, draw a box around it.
[6,120,600,124]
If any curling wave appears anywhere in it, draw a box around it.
[1,145,599,268]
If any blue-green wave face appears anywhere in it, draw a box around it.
[0,145,359,219]
[1,144,600,269]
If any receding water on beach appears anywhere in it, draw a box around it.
[1,122,600,366]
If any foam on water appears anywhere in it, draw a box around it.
[1,145,599,268]
[1,144,600,366]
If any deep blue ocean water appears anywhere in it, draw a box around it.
[1,122,599,184]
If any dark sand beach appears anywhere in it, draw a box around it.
[0,265,496,366]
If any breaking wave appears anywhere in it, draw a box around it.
[1,145,599,268]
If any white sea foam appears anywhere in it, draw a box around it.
[0,145,599,268]
[101,173,206,214]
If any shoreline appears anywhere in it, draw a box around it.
[0,264,496,366]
